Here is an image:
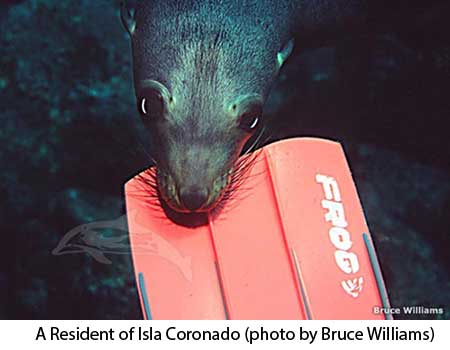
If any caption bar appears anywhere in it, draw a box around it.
[34,325,434,344]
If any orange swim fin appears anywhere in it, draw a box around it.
[125,137,390,320]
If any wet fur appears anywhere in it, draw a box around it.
[122,0,367,212]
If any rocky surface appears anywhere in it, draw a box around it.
[1,0,449,319]
[350,144,450,319]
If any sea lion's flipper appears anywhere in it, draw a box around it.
[120,1,136,36]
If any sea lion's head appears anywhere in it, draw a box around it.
[121,2,293,212]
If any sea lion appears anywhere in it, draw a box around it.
[120,0,364,213]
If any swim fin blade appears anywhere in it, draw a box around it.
[125,137,390,319]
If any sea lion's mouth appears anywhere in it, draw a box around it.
[156,169,233,214]
[145,151,258,214]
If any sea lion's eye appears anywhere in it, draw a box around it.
[139,97,148,115]
[137,89,164,119]
[238,112,260,132]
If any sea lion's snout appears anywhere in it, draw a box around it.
[179,186,209,211]
[133,77,264,213]
[156,152,234,213]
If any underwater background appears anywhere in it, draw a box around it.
[0,0,449,319]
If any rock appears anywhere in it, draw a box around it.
[349,144,450,319]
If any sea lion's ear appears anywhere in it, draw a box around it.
[276,38,295,69]
[120,1,136,36]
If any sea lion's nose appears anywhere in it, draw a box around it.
[179,186,209,211]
